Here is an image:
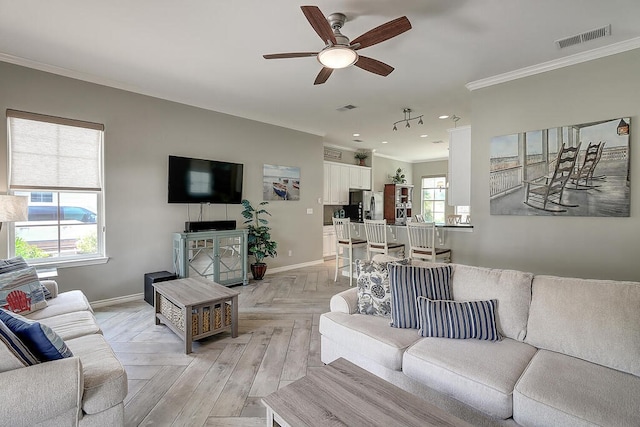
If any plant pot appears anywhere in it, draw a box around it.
[251,263,268,280]
[358,159,366,166]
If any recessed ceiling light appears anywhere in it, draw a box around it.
[353,133,360,137]
[420,134,428,138]
[438,115,449,119]
[381,141,388,144]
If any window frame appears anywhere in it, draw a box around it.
[6,111,107,268]
[420,175,448,224]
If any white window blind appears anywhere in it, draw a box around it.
[7,110,104,191]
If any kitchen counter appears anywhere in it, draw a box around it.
[324,221,473,230]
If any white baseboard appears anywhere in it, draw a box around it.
[264,259,325,275]
[90,292,143,309]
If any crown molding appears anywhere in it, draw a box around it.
[466,37,640,91]
[0,51,148,95]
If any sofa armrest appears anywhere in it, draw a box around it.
[0,357,83,425]
[330,288,359,314]
[41,279,59,298]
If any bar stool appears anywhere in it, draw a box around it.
[333,217,366,286]
[406,222,451,263]
[363,219,405,260]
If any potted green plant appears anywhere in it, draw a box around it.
[354,151,369,166]
[391,168,407,184]
[241,199,278,280]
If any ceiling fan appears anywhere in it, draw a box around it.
[263,6,412,85]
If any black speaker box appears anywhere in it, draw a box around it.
[144,271,177,305]
[184,220,236,232]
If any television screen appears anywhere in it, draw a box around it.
[168,155,243,204]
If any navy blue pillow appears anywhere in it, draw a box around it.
[0,309,73,362]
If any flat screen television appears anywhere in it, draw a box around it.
[168,155,243,204]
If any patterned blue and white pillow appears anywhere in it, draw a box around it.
[417,297,502,341]
[389,263,452,329]
[0,309,73,361]
[356,258,410,318]
[0,319,39,368]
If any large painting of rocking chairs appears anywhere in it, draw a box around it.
[490,117,630,216]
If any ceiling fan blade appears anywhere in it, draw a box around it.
[263,52,318,59]
[351,16,411,50]
[314,67,333,85]
[354,56,394,76]
[301,6,337,45]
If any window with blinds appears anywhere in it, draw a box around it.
[7,110,105,264]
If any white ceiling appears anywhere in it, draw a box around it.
[2,1,640,162]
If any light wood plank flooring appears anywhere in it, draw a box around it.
[94,260,349,427]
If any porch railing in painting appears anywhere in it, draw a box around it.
[525,161,548,182]
[490,166,523,198]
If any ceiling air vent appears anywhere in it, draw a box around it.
[337,104,358,112]
[556,24,611,49]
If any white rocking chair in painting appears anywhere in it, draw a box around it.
[524,142,581,213]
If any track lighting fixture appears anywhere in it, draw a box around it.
[392,108,424,131]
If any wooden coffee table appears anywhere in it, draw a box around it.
[262,358,471,427]
[153,277,239,354]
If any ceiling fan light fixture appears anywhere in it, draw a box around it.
[318,46,358,69]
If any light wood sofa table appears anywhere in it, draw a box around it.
[262,358,471,427]
[154,277,239,354]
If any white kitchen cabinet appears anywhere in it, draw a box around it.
[339,165,350,204]
[349,166,371,190]
[323,225,336,257]
[448,126,471,206]
[324,162,371,204]
[360,167,372,190]
[325,162,350,205]
[323,162,330,204]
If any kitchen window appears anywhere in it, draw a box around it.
[6,110,106,266]
[421,176,447,224]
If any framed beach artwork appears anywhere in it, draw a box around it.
[489,117,630,217]
[263,164,300,201]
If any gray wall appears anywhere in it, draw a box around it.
[0,62,324,301]
[371,155,413,191]
[450,48,640,281]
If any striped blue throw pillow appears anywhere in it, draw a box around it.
[0,309,73,361]
[417,297,502,341]
[389,264,452,329]
[0,319,39,367]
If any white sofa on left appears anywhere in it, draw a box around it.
[319,256,640,426]
[1,275,127,427]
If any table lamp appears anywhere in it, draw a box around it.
[0,195,28,231]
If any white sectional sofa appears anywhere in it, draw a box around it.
[0,280,127,426]
[319,257,640,426]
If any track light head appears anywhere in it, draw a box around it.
[393,124,397,131]
[406,121,410,128]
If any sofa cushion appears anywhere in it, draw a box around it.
[65,334,128,415]
[0,309,74,362]
[403,337,537,419]
[416,297,501,341]
[449,264,533,341]
[526,275,640,376]
[26,290,92,320]
[355,259,393,317]
[0,266,47,315]
[319,311,422,371]
[389,263,452,329]
[39,310,101,340]
[514,349,640,427]
[0,319,38,369]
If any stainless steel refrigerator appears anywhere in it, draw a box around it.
[349,190,384,220]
